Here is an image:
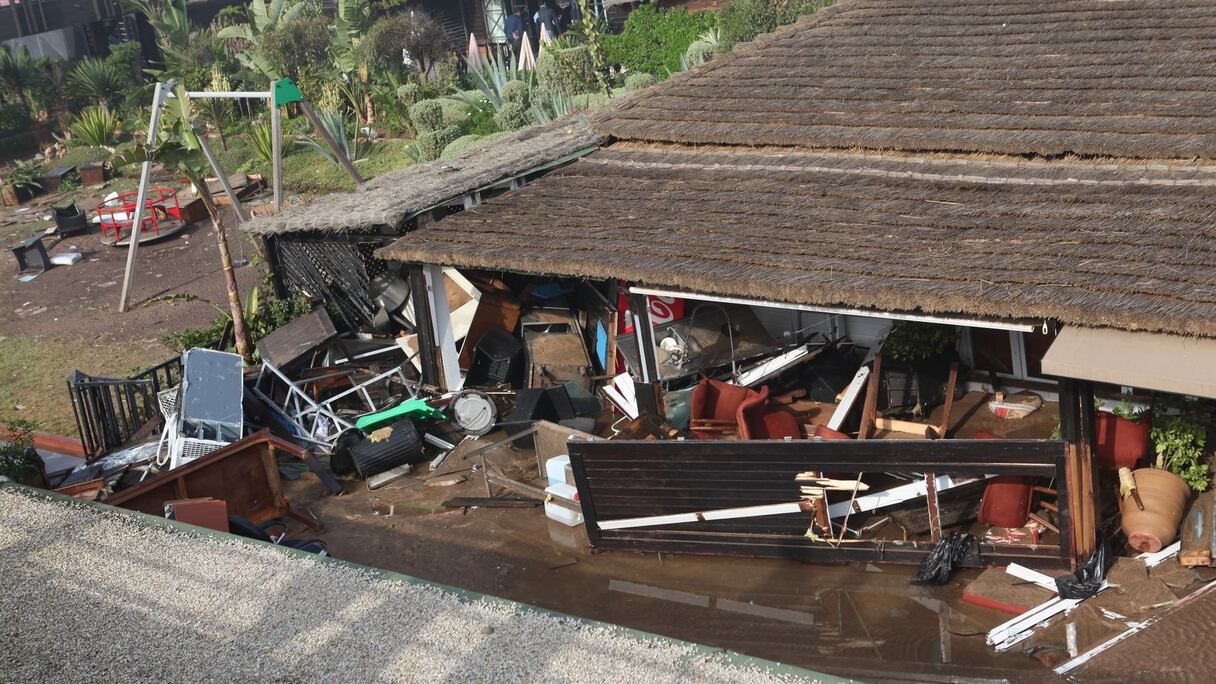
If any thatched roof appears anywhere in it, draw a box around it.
[242,116,605,235]
[594,0,1216,160]
[376,143,1216,337]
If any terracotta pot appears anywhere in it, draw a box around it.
[1120,468,1191,553]
[1095,411,1152,470]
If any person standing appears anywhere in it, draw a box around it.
[534,1,559,42]
[506,6,527,60]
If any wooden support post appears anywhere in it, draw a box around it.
[925,473,943,542]
[297,99,365,188]
[118,81,169,313]
[627,291,660,383]
[857,353,882,440]
[1059,379,1096,563]
[270,96,283,213]
[407,264,439,387]
[935,361,960,438]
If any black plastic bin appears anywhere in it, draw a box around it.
[348,420,425,479]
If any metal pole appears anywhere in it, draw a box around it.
[297,99,365,187]
[118,81,171,313]
[194,126,247,224]
[270,96,283,213]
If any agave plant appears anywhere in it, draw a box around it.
[530,89,579,124]
[460,47,532,112]
[69,106,119,150]
[248,121,274,166]
[296,108,368,164]
[66,57,126,108]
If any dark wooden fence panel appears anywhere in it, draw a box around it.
[569,439,1071,568]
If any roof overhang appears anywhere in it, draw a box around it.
[1041,327,1216,400]
[628,286,1040,333]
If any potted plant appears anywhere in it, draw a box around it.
[1,420,45,487]
[1120,398,1209,552]
[877,322,961,413]
[1095,392,1152,470]
[1,159,44,206]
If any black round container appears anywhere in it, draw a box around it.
[348,420,425,479]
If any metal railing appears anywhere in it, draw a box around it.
[68,356,182,461]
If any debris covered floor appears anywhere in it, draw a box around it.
[0,486,831,684]
[282,432,1050,683]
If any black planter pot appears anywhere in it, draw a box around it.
[879,352,965,413]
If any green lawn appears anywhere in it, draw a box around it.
[0,335,165,436]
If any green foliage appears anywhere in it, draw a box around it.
[623,71,658,91]
[66,57,126,107]
[440,134,484,159]
[0,419,39,481]
[718,0,831,53]
[297,108,368,164]
[0,44,39,112]
[603,5,717,77]
[69,106,119,149]
[3,160,43,192]
[493,102,529,132]
[1151,397,1211,491]
[501,80,529,106]
[682,27,720,69]
[409,99,444,131]
[461,48,530,112]
[106,41,144,83]
[216,0,308,79]
[1111,392,1146,422]
[0,104,31,137]
[248,121,274,166]
[257,14,333,83]
[123,0,192,73]
[416,124,459,161]
[536,45,599,95]
[397,82,422,107]
[368,10,450,77]
[160,317,228,352]
[880,322,958,363]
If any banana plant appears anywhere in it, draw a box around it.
[331,0,374,76]
[216,0,307,80]
[112,85,252,360]
[123,0,192,71]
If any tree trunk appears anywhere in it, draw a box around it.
[196,184,252,361]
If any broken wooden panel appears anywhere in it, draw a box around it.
[568,438,1072,567]
[105,431,300,525]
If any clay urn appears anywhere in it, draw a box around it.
[1120,467,1191,553]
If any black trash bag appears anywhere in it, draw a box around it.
[913,532,981,585]
[1055,537,1114,599]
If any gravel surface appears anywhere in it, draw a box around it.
[0,487,832,683]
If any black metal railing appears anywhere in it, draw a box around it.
[68,356,183,461]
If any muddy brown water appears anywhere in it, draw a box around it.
[285,470,1054,683]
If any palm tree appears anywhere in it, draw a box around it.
[0,45,39,112]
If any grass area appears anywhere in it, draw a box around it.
[281,138,417,194]
[0,335,166,436]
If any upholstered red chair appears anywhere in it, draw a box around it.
[737,390,802,440]
[689,378,761,439]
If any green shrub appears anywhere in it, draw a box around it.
[417,124,460,160]
[439,97,470,126]
[397,82,422,107]
[536,46,600,96]
[409,99,445,131]
[440,134,484,159]
[0,104,31,138]
[623,72,658,91]
[502,80,530,106]
[718,0,831,53]
[493,102,530,132]
[257,14,333,82]
[604,5,717,77]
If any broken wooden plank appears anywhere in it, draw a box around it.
[597,501,817,531]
